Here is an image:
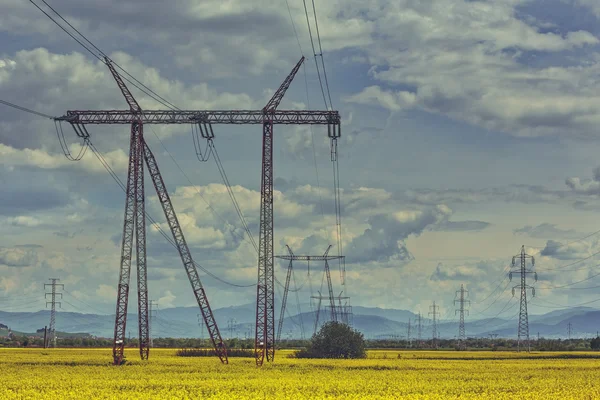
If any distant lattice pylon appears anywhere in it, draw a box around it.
[454,284,470,350]
[510,245,537,352]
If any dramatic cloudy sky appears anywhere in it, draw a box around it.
[3,0,600,322]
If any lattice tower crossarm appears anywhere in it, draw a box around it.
[58,110,339,125]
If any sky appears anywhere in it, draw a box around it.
[3,0,600,323]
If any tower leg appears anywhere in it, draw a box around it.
[255,121,275,366]
[113,123,140,365]
[135,124,150,360]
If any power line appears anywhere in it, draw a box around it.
[310,0,333,109]
[301,0,329,109]
[472,265,511,305]
[145,125,258,254]
[62,289,109,315]
[470,280,511,317]
[536,249,600,272]
[33,0,179,111]
[0,99,55,119]
[531,296,600,309]
[211,141,258,253]
[87,139,255,288]
[284,0,304,55]
[537,269,600,290]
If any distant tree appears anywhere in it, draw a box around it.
[296,322,366,359]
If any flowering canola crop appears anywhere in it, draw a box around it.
[1,348,600,399]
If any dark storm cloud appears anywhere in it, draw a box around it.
[434,220,491,232]
[540,240,589,260]
[347,206,451,264]
[514,223,582,240]
[0,187,67,215]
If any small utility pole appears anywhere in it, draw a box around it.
[149,300,158,347]
[454,284,470,350]
[429,302,440,349]
[44,278,63,348]
[509,245,537,352]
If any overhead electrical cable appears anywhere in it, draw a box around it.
[34,0,179,110]
[310,0,333,109]
[145,126,258,254]
[31,0,260,256]
[536,269,600,290]
[536,249,600,272]
[0,99,55,119]
[301,0,329,109]
[530,296,600,309]
[87,139,255,288]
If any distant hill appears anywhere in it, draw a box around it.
[1,304,599,339]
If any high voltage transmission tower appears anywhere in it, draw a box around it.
[407,319,412,348]
[567,322,573,340]
[429,302,439,349]
[454,284,470,350]
[44,278,63,348]
[510,245,537,352]
[227,318,237,339]
[417,312,422,348]
[149,300,158,348]
[276,245,345,339]
[197,313,204,340]
[57,57,341,367]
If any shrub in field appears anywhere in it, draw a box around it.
[295,322,366,359]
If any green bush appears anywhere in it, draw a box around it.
[295,322,366,359]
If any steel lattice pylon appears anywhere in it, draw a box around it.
[429,302,439,349]
[102,58,227,365]
[509,245,537,353]
[58,56,341,367]
[44,278,63,348]
[275,246,344,341]
[454,284,470,350]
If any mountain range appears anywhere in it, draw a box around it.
[1,303,597,339]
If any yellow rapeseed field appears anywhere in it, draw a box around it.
[2,348,600,399]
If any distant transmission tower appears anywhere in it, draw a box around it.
[429,302,439,349]
[407,319,412,348]
[567,322,573,340]
[509,245,537,352]
[454,284,470,350]
[44,278,63,348]
[149,300,158,347]
[227,318,237,339]
[417,312,422,348]
[197,313,204,340]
